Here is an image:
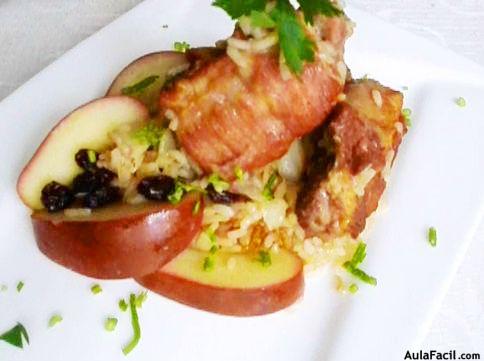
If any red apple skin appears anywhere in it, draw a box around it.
[32,196,202,279]
[138,257,304,317]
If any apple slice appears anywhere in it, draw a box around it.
[17,96,149,210]
[32,196,203,279]
[106,51,189,113]
[137,248,304,316]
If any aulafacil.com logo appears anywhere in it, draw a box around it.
[404,350,481,360]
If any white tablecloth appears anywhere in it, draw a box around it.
[1,0,483,356]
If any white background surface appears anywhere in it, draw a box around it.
[0,0,483,357]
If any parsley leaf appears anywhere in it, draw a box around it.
[250,10,276,28]
[297,0,343,24]
[203,256,215,271]
[207,173,230,193]
[0,323,29,349]
[121,75,160,96]
[212,0,267,19]
[271,0,315,74]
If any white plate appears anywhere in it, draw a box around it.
[1,1,483,360]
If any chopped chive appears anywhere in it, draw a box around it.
[104,317,118,332]
[209,245,218,255]
[119,299,128,312]
[428,227,437,247]
[206,228,217,244]
[348,283,359,294]
[256,250,272,267]
[0,323,29,348]
[343,263,377,286]
[16,281,24,293]
[121,75,160,96]
[122,294,141,355]
[87,149,97,163]
[173,41,190,53]
[207,173,230,193]
[402,108,412,127]
[262,171,278,200]
[234,165,245,181]
[135,291,148,309]
[90,284,102,295]
[192,199,201,215]
[203,256,215,271]
[455,97,466,108]
[48,314,63,328]
[349,242,366,267]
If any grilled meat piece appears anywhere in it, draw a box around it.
[296,79,406,240]
[160,16,352,179]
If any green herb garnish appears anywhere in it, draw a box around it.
[256,250,272,267]
[213,0,342,74]
[428,227,437,247]
[122,294,141,355]
[0,323,29,349]
[262,171,278,200]
[135,291,148,309]
[348,283,359,294]
[212,0,266,19]
[209,245,219,255]
[402,108,412,127]
[16,281,24,293]
[174,41,191,53]
[343,241,377,286]
[297,0,343,24]
[207,173,230,193]
[87,149,97,163]
[121,75,160,96]
[192,199,202,215]
[455,97,466,108]
[133,122,164,148]
[168,179,204,204]
[119,299,128,312]
[0,284,7,292]
[48,314,63,328]
[91,284,102,295]
[271,0,315,75]
[203,256,215,271]
[104,317,118,332]
[234,165,245,181]
[250,10,276,28]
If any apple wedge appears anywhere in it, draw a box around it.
[137,248,304,316]
[106,51,189,113]
[17,96,149,210]
[32,196,203,279]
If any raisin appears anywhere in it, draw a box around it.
[41,181,74,212]
[75,149,98,170]
[83,186,121,209]
[206,184,248,204]
[137,175,175,201]
[72,168,116,195]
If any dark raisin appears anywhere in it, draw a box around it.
[83,186,121,209]
[206,184,248,204]
[75,149,98,170]
[41,181,74,212]
[137,175,175,201]
[72,168,116,195]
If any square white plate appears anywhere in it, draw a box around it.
[1,1,483,360]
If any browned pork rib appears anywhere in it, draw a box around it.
[296,79,406,241]
[160,16,352,179]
